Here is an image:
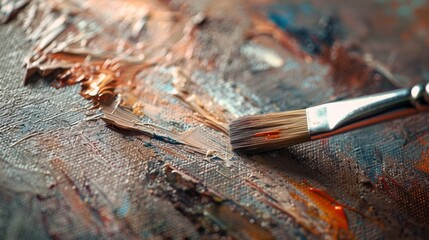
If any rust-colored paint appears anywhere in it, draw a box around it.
[291,182,351,238]
[321,43,371,92]
[375,172,429,225]
[58,63,118,107]
[253,129,281,139]
[308,187,349,230]
[411,5,429,46]
[416,148,429,175]
[244,179,322,236]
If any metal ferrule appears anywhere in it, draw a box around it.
[306,83,429,139]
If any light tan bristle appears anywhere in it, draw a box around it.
[229,109,310,152]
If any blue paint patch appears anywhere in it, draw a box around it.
[268,3,342,55]
[115,195,130,218]
[268,2,315,30]
[378,0,425,18]
[351,146,383,183]
[397,0,425,17]
[397,5,412,17]
[326,126,401,183]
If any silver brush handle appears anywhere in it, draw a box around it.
[307,83,429,138]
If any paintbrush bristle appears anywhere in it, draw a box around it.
[229,109,310,152]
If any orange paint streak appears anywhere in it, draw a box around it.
[416,148,429,175]
[244,179,321,236]
[291,182,351,238]
[253,129,281,139]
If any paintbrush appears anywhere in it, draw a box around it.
[230,83,429,152]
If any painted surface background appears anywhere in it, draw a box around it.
[1,0,429,239]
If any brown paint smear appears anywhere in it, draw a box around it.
[321,43,371,90]
[206,204,275,240]
[165,164,275,240]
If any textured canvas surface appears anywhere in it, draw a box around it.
[1,0,429,239]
